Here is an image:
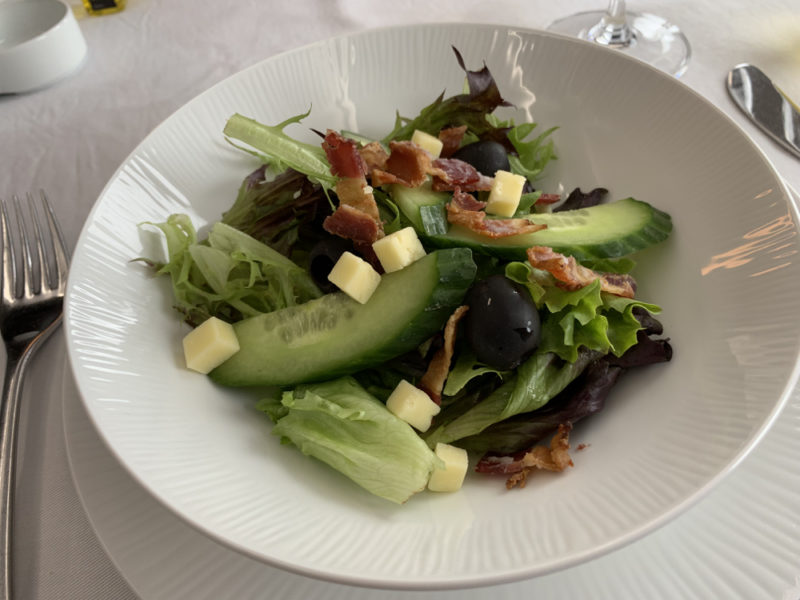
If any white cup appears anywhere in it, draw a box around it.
[0,0,88,94]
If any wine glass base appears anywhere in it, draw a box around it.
[548,10,691,77]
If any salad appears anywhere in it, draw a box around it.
[141,48,673,504]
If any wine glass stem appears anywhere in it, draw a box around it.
[591,0,634,48]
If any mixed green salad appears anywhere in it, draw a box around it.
[141,48,673,504]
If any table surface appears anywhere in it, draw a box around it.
[2,1,800,598]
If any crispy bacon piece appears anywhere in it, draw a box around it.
[431,158,493,192]
[536,193,561,205]
[526,246,637,298]
[335,177,381,223]
[451,192,486,212]
[322,130,385,246]
[438,125,468,158]
[323,204,381,245]
[446,189,546,238]
[476,424,574,489]
[418,305,469,404]
[371,141,443,187]
[359,141,389,172]
[322,130,367,178]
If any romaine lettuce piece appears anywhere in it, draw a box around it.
[425,349,600,447]
[265,377,442,504]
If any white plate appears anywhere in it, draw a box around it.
[64,23,800,589]
[61,336,800,599]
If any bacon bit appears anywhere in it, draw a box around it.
[418,305,469,404]
[526,246,637,298]
[322,131,385,246]
[536,193,561,205]
[447,188,546,238]
[359,141,389,172]
[335,177,381,223]
[322,130,367,178]
[451,191,486,212]
[431,158,494,192]
[576,443,589,451]
[370,140,442,188]
[438,125,468,158]
[323,204,382,245]
[476,424,574,490]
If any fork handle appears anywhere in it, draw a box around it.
[0,322,61,600]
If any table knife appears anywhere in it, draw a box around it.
[726,63,800,160]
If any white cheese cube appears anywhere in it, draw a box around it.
[327,251,381,304]
[183,317,240,374]
[386,379,441,432]
[485,170,527,217]
[427,443,469,493]
[372,227,427,273]
[411,129,444,158]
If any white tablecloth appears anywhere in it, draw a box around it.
[2,1,800,598]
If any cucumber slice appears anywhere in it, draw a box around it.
[392,183,673,262]
[210,248,476,387]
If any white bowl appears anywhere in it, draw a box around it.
[0,0,87,94]
[64,23,800,589]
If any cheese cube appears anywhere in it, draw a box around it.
[372,227,426,273]
[485,170,527,217]
[327,251,381,304]
[386,379,441,432]
[427,443,469,493]
[411,129,444,158]
[183,317,240,374]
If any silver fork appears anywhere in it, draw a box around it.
[0,191,68,600]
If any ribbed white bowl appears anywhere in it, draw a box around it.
[64,23,800,589]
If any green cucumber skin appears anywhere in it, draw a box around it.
[392,184,673,262]
[209,248,476,387]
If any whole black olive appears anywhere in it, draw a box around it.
[452,140,510,177]
[464,274,541,370]
[308,237,352,293]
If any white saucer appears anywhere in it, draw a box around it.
[62,338,800,599]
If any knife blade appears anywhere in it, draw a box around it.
[726,63,800,160]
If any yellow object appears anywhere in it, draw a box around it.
[485,170,526,217]
[183,317,240,374]
[327,251,382,304]
[82,0,125,15]
[385,380,441,432]
[428,443,469,492]
[372,227,427,273]
[411,129,444,158]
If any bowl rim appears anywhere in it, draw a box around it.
[63,21,800,590]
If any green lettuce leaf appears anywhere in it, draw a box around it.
[425,349,599,447]
[223,111,336,189]
[505,261,660,362]
[140,215,321,326]
[268,377,442,504]
[381,48,510,143]
[506,121,558,183]
[442,349,507,397]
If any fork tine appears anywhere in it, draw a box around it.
[27,193,48,295]
[0,200,17,301]
[38,190,69,291]
[12,195,34,299]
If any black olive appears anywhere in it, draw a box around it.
[464,275,541,370]
[452,140,510,177]
[308,237,351,293]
